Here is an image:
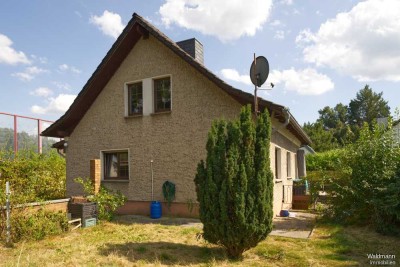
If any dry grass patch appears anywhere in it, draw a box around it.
[0,220,399,266]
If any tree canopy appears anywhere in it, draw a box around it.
[304,85,390,152]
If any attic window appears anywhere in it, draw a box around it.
[154,77,171,113]
[128,82,143,115]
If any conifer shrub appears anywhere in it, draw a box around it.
[195,105,274,259]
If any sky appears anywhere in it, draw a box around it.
[1,0,399,129]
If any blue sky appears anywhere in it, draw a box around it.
[1,0,399,127]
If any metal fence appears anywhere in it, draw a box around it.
[0,112,59,153]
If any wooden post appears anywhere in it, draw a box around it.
[90,159,101,194]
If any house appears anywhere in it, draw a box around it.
[42,13,312,217]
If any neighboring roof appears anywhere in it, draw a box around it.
[42,13,311,145]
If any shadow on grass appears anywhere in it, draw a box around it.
[98,241,226,265]
[113,215,202,227]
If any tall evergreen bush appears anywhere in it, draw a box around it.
[195,105,274,259]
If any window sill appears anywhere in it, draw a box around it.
[275,179,283,183]
[151,111,172,116]
[287,177,293,180]
[102,180,129,183]
[124,114,143,119]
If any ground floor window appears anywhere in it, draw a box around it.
[103,151,129,180]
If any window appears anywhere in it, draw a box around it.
[287,152,292,178]
[275,147,281,179]
[128,82,143,115]
[103,151,129,180]
[154,77,171,112]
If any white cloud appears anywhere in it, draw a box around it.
[58,64,81,74]
[298,0,400,82]
[12,66,48,81]
[280,0,293,5]
[221,67,334,95]
[270,20,283,27]
[274,30,285,40]
[52,81,71,90]
[0,34,31,65]
[159,0,273,42]
[269,68,334,95]
[31,94,76,115]
[30,87,53,97]
[220,68,252,86]
[90,10,125,39]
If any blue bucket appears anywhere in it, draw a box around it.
[280,210,290,217]
[150,201,162,219]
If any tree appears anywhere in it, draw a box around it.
[195,105,274,259]
[348,85,390,127]
[303,122,338,152]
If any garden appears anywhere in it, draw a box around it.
[0,105,399,266]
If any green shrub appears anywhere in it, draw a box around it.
[324,122,400,235]
[195,105,274,259]
[9,209,68,242]
[0,150,66,204]
[75,177,126,221]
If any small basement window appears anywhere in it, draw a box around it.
[154,77,171,112]
[103,151,129,180]
[128,82,143,115]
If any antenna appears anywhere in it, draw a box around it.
[250,54,271,114]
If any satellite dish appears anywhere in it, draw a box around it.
[250,56,269,87]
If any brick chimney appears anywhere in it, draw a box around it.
[176,38,204,65]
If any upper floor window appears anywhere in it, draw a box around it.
[154,77,171,112]
[128,82,143,115]
[103,151,129,180]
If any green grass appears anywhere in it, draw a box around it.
[0,220,399,266]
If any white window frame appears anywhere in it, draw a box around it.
[100,148,130,181]
[287,151,292,178]
[152,75,172,113]
[124,74,172,117]
[275,147,282,180]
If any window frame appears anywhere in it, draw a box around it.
[287,151,292,178]
[275,147,282,180]
[153,76,172,113]
[101,149,130,181]
[127,81,143,116]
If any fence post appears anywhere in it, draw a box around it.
[5,181,11,246]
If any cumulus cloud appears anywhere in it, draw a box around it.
[220,67,334,95]
[58,64,81,74]
[12,66,48,81]
[52,81,71,91]
[220,69,252,85]
[269,68,334,95]
[31,94,76,115]
[0,34,30,65]
[297,0,400,82]
[159,0,273,42]
[30,87,53,97]
[90,10,125,39]
[274,30,285,40]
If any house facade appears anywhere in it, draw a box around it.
[42,14,311,217]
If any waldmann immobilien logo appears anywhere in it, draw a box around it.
[367,253,396,265]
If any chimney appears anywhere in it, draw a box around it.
[176,38,204,65]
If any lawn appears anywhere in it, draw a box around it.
[0,219,399,266]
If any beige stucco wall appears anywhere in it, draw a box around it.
[65,35,302,217]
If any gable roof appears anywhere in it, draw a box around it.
[41,13,311,145]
